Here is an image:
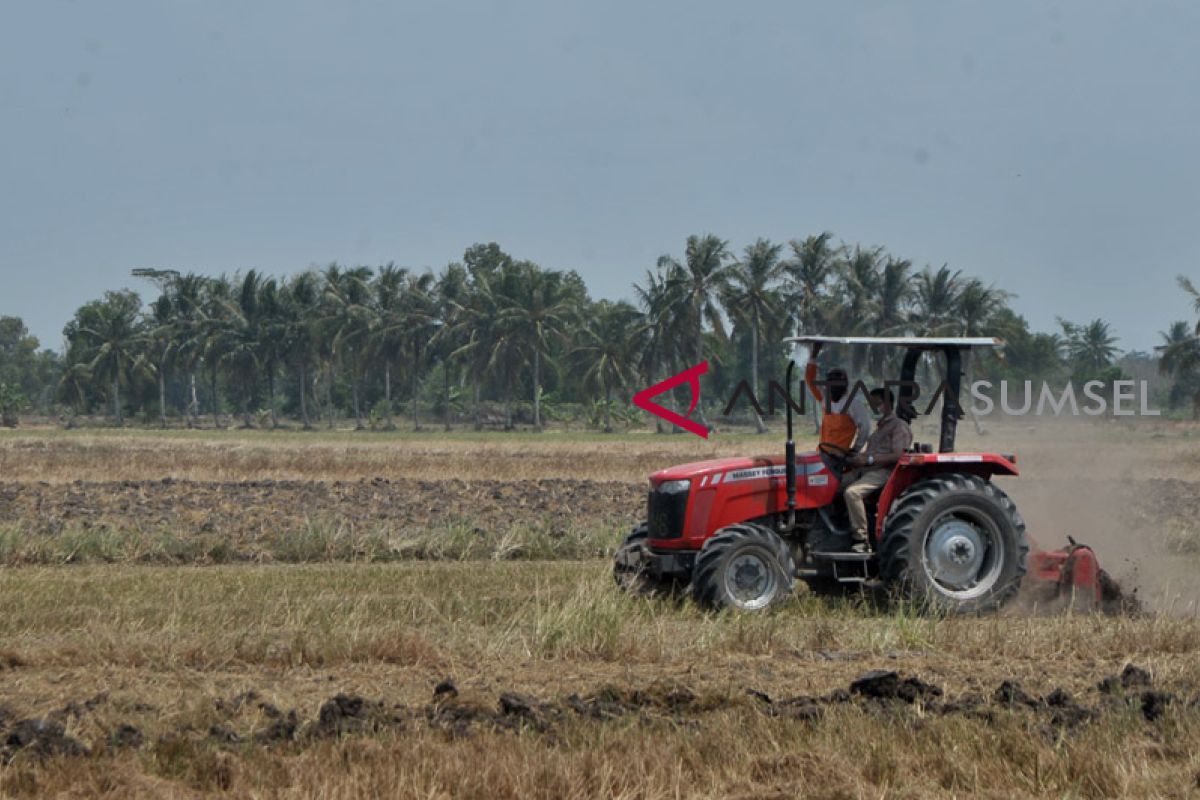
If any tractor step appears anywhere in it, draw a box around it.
[811,551,874,561]
[811,551,875,584]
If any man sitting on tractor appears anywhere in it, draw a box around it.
[843,387,913,552]
[805,358,871,453]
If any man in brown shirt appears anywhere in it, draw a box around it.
[842,387,913,552]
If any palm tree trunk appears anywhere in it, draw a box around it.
[384,363,395,430]
[210,364,221,429]
[326,363,335,430]
[443,360,451,432]
[648,357,665,434]
[533,349,542,431]
[694,319,710,430]
[299,363,311,430]
[267,364,278,429]
[158,365,167,429]
[411,349,422,432]
[352,376,362,430]
[473,383,482,431]
[751,314,766,434]
[113,376,123,426]
[187,372,198,429]
[604,384,613,434]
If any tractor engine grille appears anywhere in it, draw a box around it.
[647,488,688,539]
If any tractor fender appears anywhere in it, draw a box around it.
[874,453,1019,541]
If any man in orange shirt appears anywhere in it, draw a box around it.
[805,359,871,454]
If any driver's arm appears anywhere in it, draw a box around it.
[804,360,823,404]
[849,397,871,451]
[850,449,901,468]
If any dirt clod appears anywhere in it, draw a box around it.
[1098,663,1153,694]
[253,710,299,743]
[109,723,143,749]
[3,718,90,761]
[994,680,1038,707]
[849,670,942,703]
[209,724,241,744]
[1141,691,1173,722]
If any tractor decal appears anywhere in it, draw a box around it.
[724,462,825,483]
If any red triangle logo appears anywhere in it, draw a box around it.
[632,361,710,439]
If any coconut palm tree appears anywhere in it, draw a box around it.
[660,234,732,428]
[956,278,1010,337]
[163,272,212,427]
[197,275,236,428]
[836,246,883,331]
[322,264,376,429]
[431,263,469,431]
[833,245,885,373]
[62,290,148,425]
[633,263,688,433]
[397,270,438,430]
[1179,276,1200,322]
[575,300,643,433]
[147,292,176,427]
[911,265,963,336]
[132,268,183,427]
[495,262,579,431]
[865,256,913,377]
[368,263,409,429]
[724,238,784,433]
[452,266,504,429]
[1058,318,1119,380]
[216,270,269,428]
[282,271,322,430]
[1158,320,1200,417]
[255,276,289,428]
[783,232,840,337]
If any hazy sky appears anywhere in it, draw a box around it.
[3,0,1197,352]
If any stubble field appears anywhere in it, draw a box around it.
[1,419,1199,798]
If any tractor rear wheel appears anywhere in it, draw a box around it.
[613,523,677,596]
[879,473,1028,614]
[691,523,795,611]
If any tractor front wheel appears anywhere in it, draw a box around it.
[613,523,678,596]
[879,473,1028,614]
[691,523,795,611]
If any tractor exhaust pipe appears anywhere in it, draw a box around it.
[785,360,796,530]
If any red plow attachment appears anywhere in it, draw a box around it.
[1027,537,1135,614]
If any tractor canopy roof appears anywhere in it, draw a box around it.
[785,335,1002,349]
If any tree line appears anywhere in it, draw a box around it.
[1,234,1195,430]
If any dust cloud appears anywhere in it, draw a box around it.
[955,415,1200,615]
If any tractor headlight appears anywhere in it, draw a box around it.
[658,479,691,494]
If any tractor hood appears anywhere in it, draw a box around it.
[650,455,789,487]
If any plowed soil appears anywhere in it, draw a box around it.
[0,424,1198,796]
[0,478,641,541]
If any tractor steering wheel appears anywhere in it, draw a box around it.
[818,441,852,462]
[818,442,854,476]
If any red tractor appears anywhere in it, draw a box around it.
[614,336,1123,614]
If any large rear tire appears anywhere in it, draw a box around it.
[691,523,795,611]
[879,473,1028,614]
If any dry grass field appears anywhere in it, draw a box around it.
[1,419,1199,798]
